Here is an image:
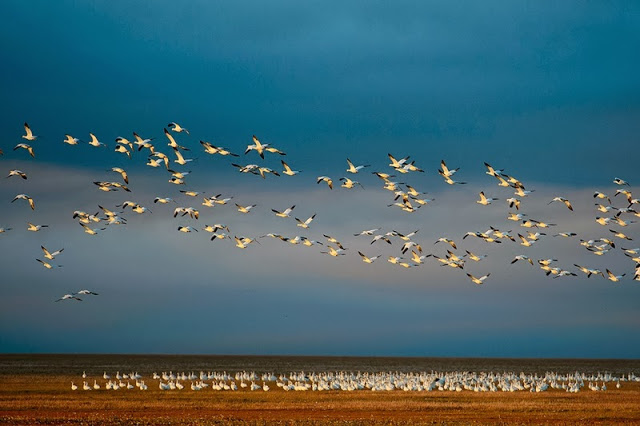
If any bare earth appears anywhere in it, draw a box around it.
[1,355,639,425]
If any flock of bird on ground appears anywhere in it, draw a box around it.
[2,122,639,303]
[70,369,639,393]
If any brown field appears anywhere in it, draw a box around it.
[1,355,639,425]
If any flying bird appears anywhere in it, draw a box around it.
[272,205,295,218]
[56,294,81,302]
[40,246,64,260]
[467,273,490,285]
[13,143,35,157]
[11,194,35,210]
[548,197,573,211]
[168,122,189,134]
[22,122,38,141]
[6,170,27,179]
[346,158,370,174]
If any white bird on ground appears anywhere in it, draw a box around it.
[56,294,80,302]
[41,246,63,259]
[11,194,35,210]
[22,122,38,141]
[71,382,78,390]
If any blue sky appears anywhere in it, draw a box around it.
[0,1,639,357]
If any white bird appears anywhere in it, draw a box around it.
[511,255,533,265]
[110,167,129,184]
[56,294,81,302]
[316,176,333,189]
[613,177,630,186]
[200,140,238,157]
[173,148,195,165]
[71,382,78,391]
[321,245,347,257]
[63,134,80,145]
[346,158,370,174]
[295,214,316,229]
[605,269,625,282]
[76,289,99,296]
[272,205,295,218]
[477,191,498,206]
[22,122,37,141]
[88,133,105,147]
[11,194,35,210]
[236,203,257,214]
[80,224,106,235]
[517,234,536,247]
[281,160,301,176]
[548,197,573,211]
[41,245,63,260]
[435,237,457,249]
[178,226,198,233]
[354,228,381,236]
[467,273,490,285]
[358,251,380,264]
[27,222,47,232]
[465,250,487,262]
[506,197,521,210]
[339,177,363,189]
[37,258,62,269]
[13,143,35,158]
[593,191,611,203]
[168,122,189,134]
[439,160,459,178]
[6,169,27,179]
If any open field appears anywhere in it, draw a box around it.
[1,355,639,425]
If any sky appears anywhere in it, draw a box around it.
[1,1,639,358]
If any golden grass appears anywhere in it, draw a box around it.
[0,374,639,425]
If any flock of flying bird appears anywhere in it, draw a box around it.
[2,122,639,303]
